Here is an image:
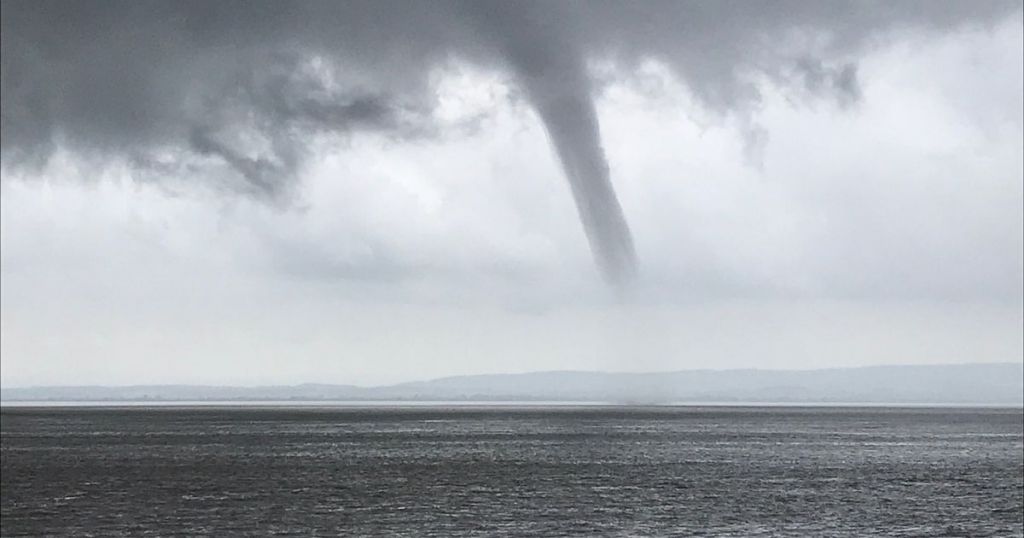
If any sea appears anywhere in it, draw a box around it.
[1,404,1021,536]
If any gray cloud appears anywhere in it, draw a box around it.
[2,0,1019,282]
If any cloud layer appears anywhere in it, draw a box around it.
[3,0,1019,282]
[1,1,1021,386]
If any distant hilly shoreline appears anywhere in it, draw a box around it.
[2,363,1022,405]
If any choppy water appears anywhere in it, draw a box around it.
[2,406,1021,536]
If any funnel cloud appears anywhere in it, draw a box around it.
[473,2,637,284]
[529,86,637,285]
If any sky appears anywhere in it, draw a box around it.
[1,1,1022,387]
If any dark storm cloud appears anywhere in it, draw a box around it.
[2,0,1019,282]
[0,1,460,170]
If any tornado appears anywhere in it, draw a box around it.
[476,4,638,286]
[523,72,638,286]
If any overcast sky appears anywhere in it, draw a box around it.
[1,1,1022,387]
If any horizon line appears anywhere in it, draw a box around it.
[2,361,1020,391]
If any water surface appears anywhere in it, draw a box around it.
[2,406,1021,536]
